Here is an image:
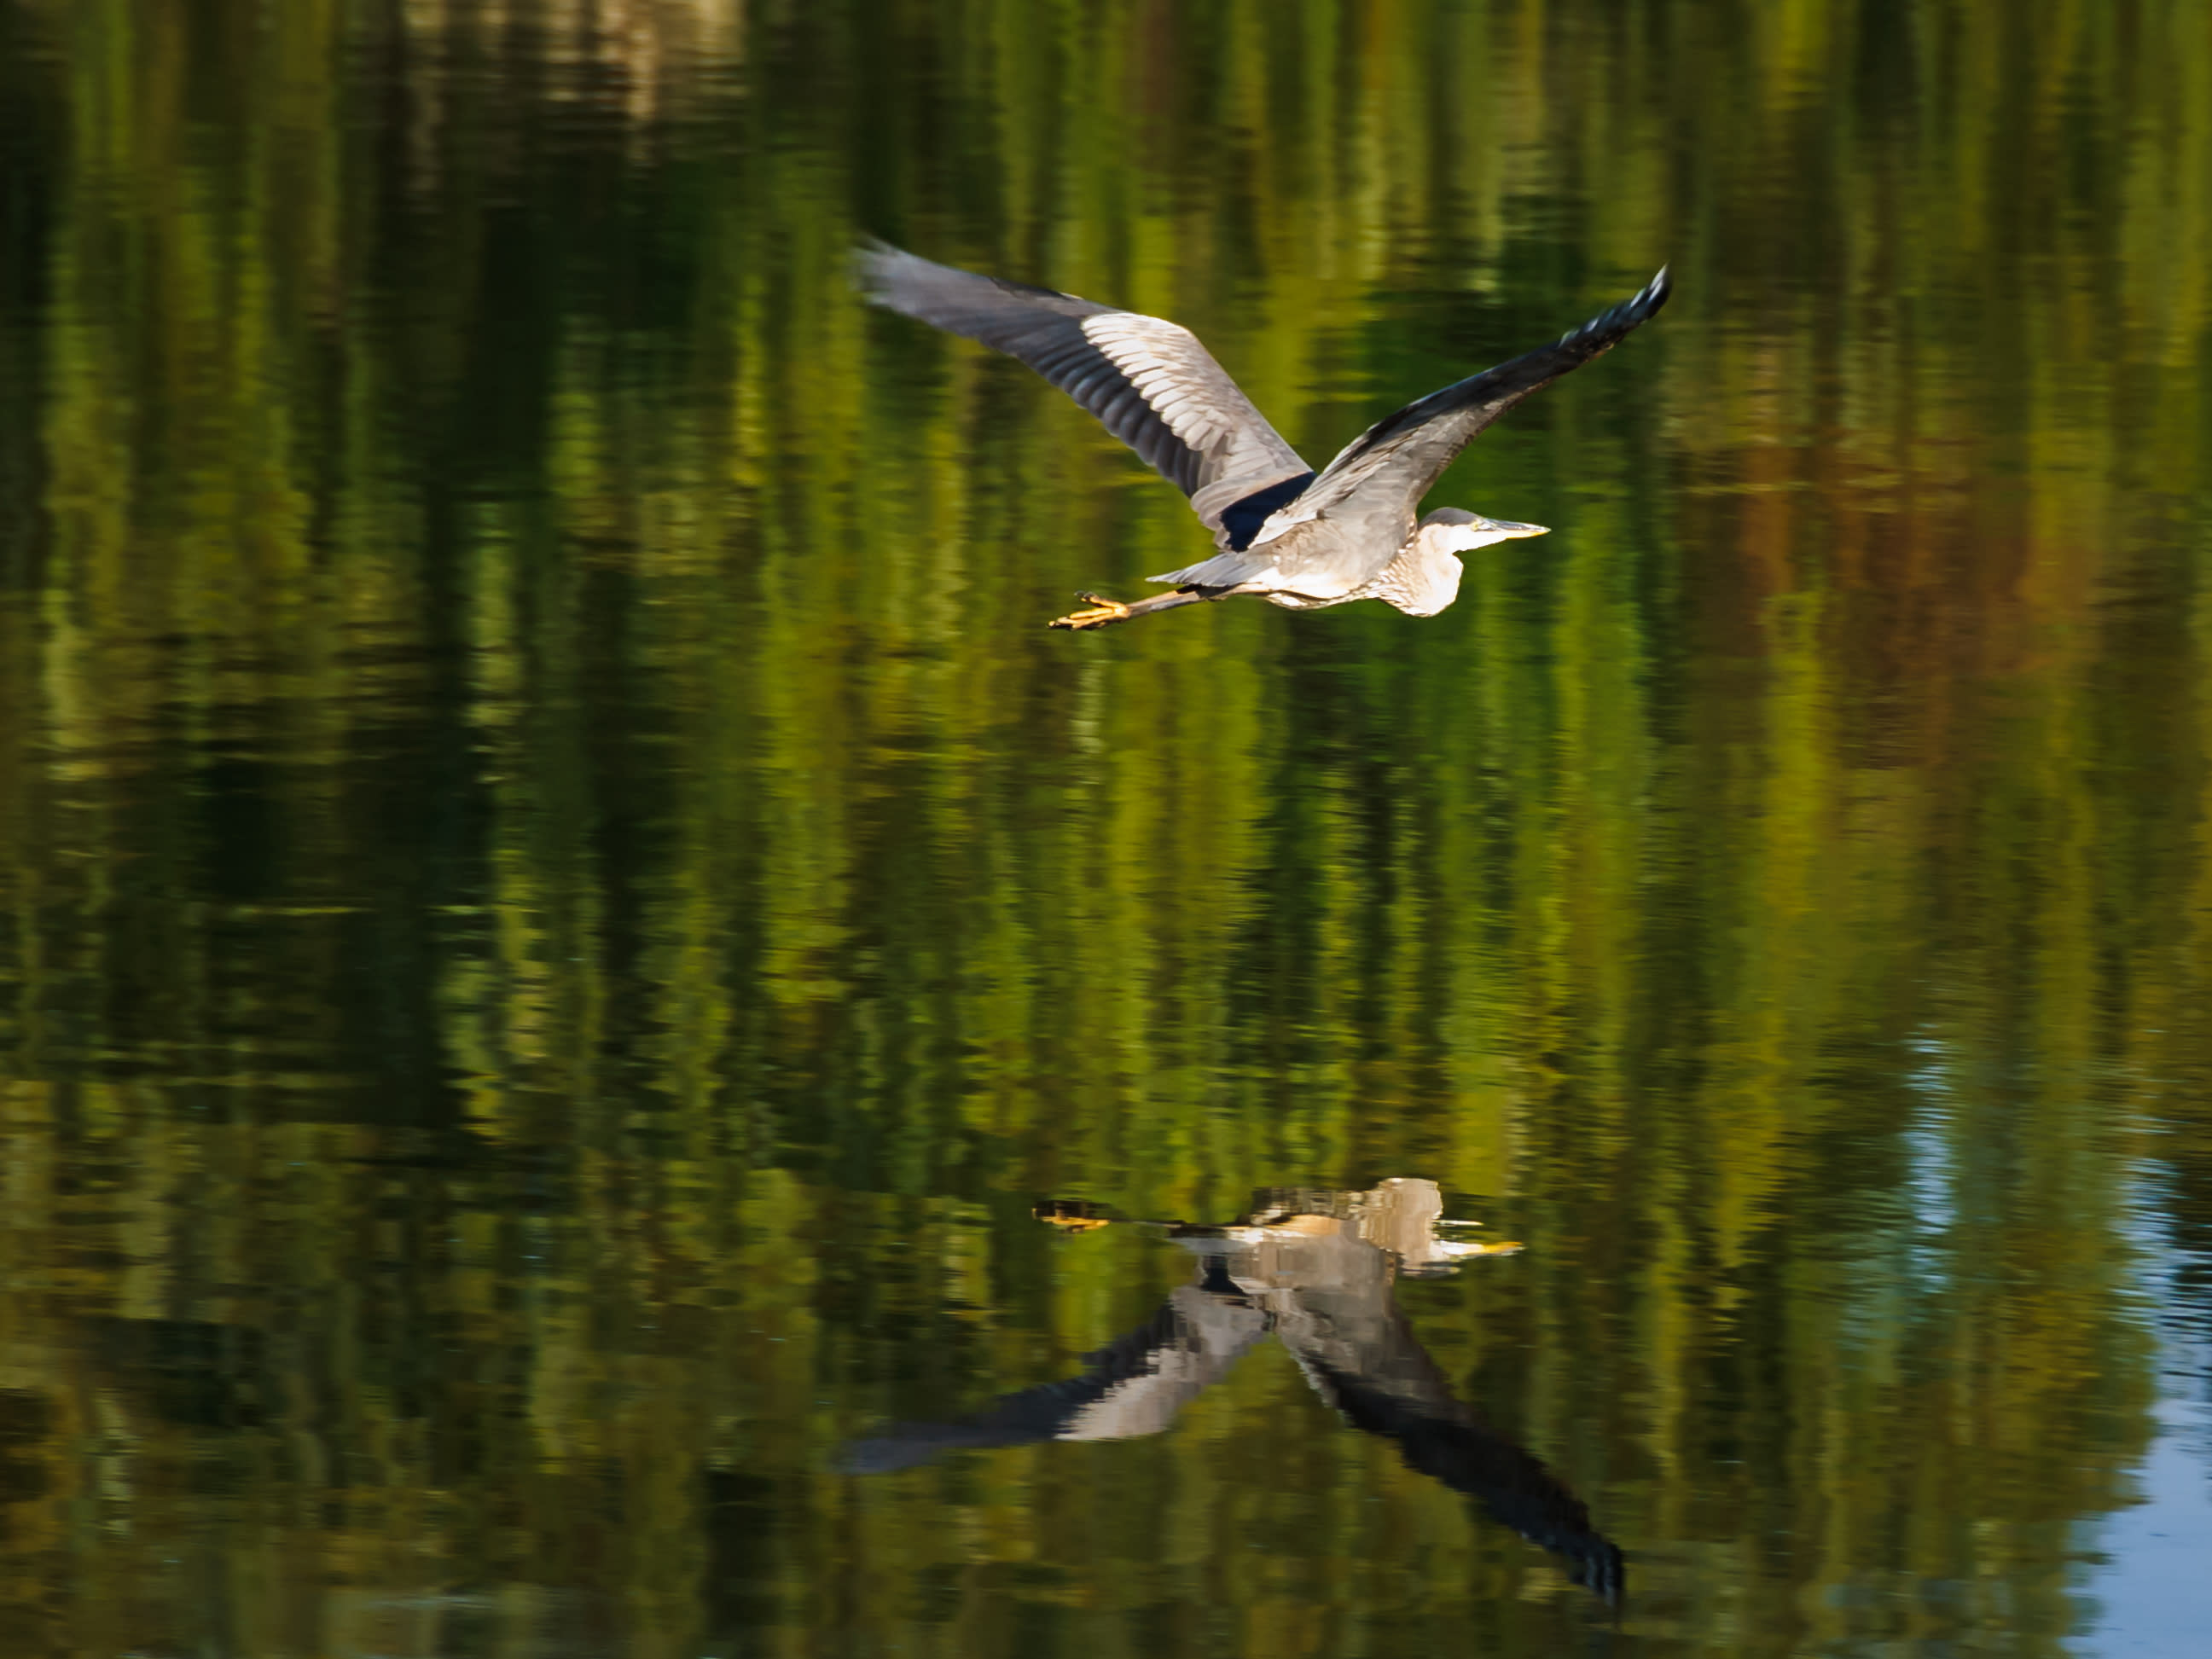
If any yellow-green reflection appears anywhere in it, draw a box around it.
[0,2,2206,1656]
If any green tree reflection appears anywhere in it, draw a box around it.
[0,3,2200,1656]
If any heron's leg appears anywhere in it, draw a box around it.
[1048,588,1214,630]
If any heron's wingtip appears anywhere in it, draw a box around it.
[851,236,901,297]
[1555,264,1674,349]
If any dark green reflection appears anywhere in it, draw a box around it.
[0,2,2206,1656]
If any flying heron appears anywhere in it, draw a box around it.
[857,241,1671,630]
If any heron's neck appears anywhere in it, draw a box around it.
[1383,526,1466,617]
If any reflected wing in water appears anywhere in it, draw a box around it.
[842,1281,1269,1474]
[1284,1310,1625,1599]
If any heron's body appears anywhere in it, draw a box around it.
[1192,514,1502,616]
[856,242,1670,629]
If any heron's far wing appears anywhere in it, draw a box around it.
[1278,268,1673,533]
[857,242,1314,549]
[1275,1292,1626,1598]
[840,1284,1269,1475]
[1300,1353,1625,1598]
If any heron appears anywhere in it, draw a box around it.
[857,241,1670,630]
[843,1179,1624,1599]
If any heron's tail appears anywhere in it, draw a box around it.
[1145,551,1271,590]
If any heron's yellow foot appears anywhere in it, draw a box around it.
[1048,591,1132,630]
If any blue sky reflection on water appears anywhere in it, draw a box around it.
[2088,1385,2212,1656]
[2088,1216,2212,1658]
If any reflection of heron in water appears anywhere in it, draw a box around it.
[858,242,1669,630]
[844,1179,1625,1600]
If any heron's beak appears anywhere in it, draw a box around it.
[1496,519,1549,538]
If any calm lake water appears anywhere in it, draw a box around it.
[3,3,2211,1655]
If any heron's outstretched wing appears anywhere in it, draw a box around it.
[1297,1348,1626,1598]
[857,242,1315,551]
[840,1283,1269,1475]
[1144,270,1670,596]
[1276,1290,1625,1598]
[1271,269,1672,539]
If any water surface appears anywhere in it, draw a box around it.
[2,3,2210,1656]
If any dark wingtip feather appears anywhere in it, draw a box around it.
[1558,265,1674,347]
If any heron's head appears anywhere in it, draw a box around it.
[1420,507,1551,554]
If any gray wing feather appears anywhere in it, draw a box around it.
[839,1285,1268,1474]
[857,242,1312,549]
[1280,1310,1626,1599]
[1288,268,1672,531]
[1147,269,1670,595]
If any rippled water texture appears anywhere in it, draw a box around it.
[3,3,2211,1655]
